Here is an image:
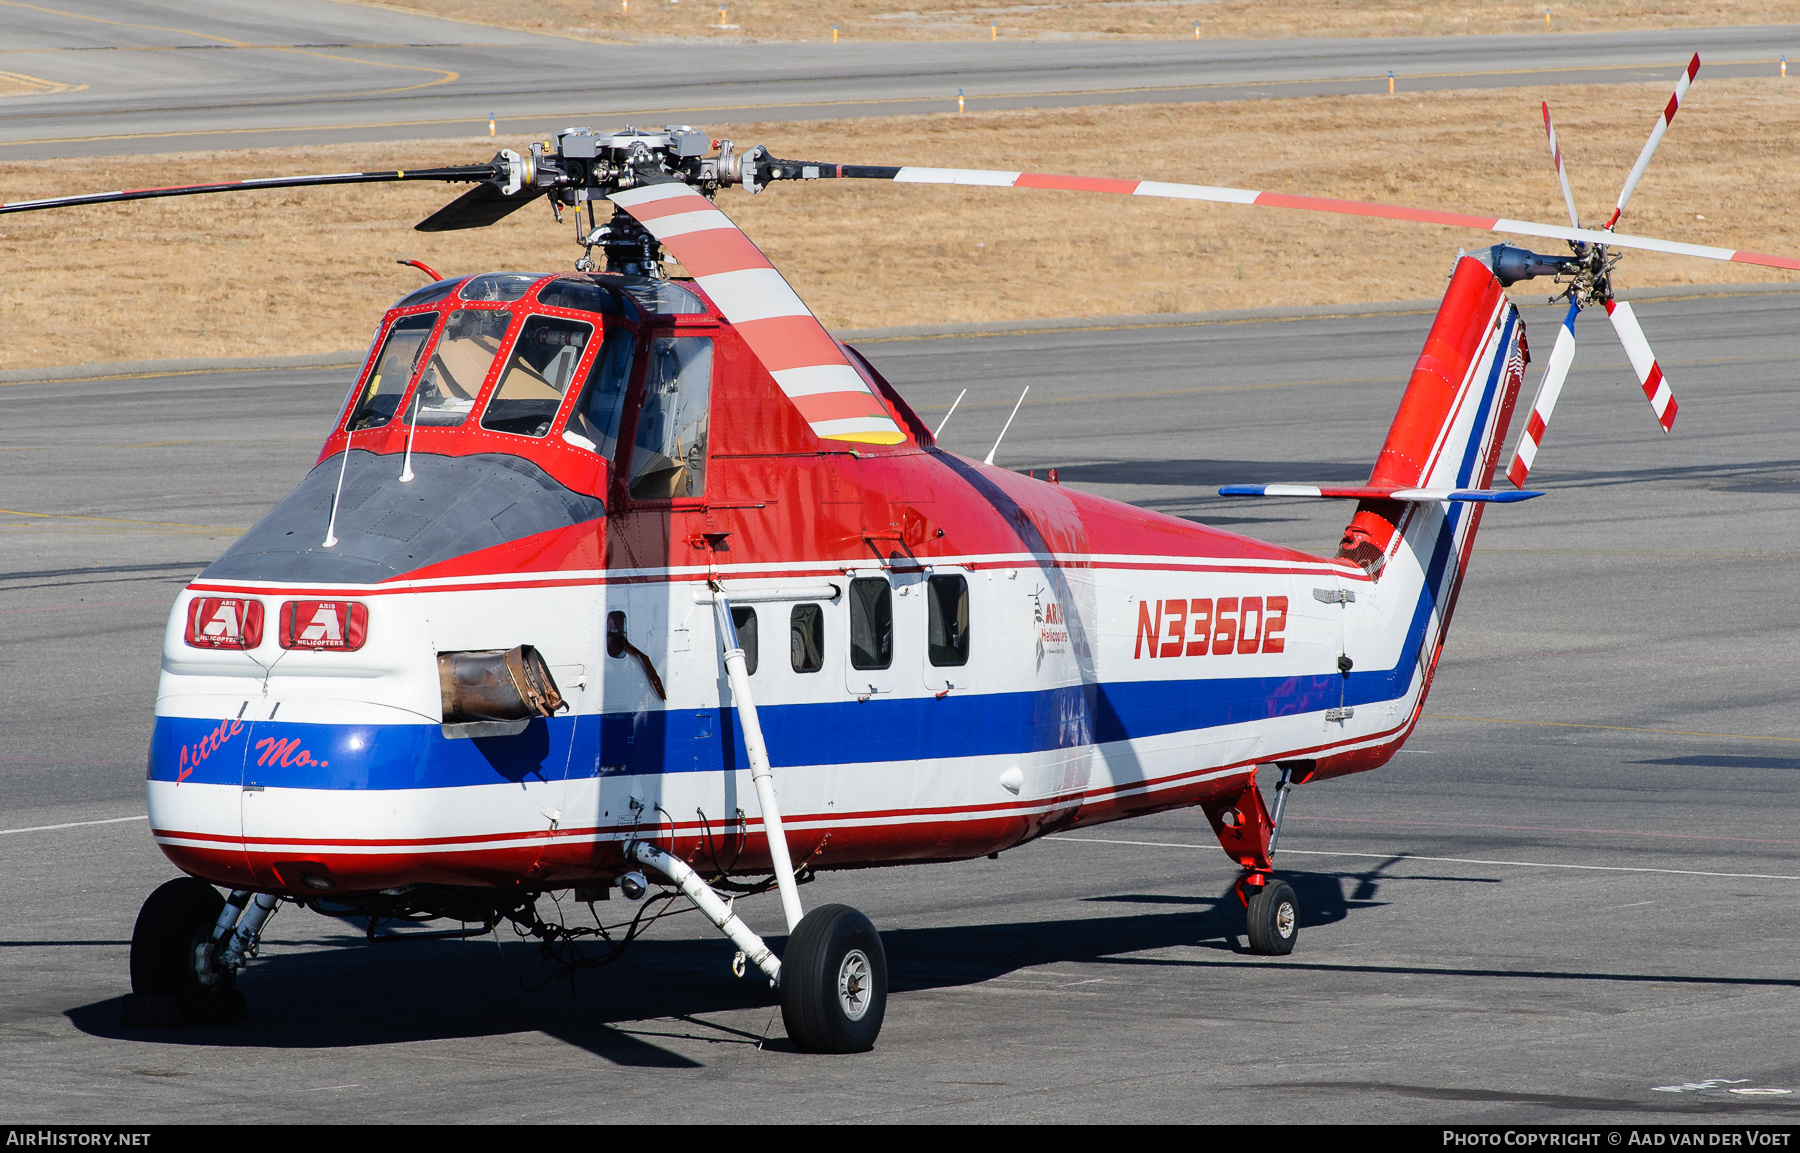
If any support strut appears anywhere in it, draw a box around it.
[707,585,805,932]
[633,842,781,984]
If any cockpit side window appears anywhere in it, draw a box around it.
[348,312,437,431]
[481,315,594,438]
[413,308,512,428]
[563,326,636,458]
[627,336,713,500]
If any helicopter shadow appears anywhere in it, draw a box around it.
[62,865,1422,1064]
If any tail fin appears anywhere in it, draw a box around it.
[1314,254,1528,779]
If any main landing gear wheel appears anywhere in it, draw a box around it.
[1245,879,1299,956]
[779,904,887,1053]
[129,877,238,1022]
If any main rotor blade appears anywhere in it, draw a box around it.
[772,161,1800,272]
[415,182,544,232]
[1542,101,1583,231]
[607,177,908,447]
[1508,300,1581,488]
[0,165,497,217]
[1604,299,1678,431]
[1605,52,1700,231]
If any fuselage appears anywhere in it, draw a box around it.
[148,263,1520,898]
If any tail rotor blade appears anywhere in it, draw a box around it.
[1606,52,1700,230]
[608,178,908,446]
[1542,101,1582,231]
[1508,300,1581,487]
[1604,299,1678,431]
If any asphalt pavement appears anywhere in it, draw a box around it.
[1,1,1795,157]
[2,287,1797,1123]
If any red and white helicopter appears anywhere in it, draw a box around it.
[6,54,1791,1052]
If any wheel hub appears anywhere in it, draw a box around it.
[1275,901,1296,939]
[837,948,872,1021]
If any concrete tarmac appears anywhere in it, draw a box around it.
[2,288,1796,1123]
[1,1,1795,158]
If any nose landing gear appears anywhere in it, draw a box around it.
[122,877,277,1027]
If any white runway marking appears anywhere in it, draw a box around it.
[1050,836,1800,882]
[0,814,147,836]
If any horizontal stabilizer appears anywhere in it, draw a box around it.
[1218,484,1543,503]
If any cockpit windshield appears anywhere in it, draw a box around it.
[348,312,436,431]
[481,315,592,437]
[413,308,511,427]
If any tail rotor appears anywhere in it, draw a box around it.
[1508,58,1698,484]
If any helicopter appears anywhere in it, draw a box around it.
[5,53,1791,1054]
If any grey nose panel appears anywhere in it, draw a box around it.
[202,450,605,584]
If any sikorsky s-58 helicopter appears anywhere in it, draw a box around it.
[7,54,1792,1052]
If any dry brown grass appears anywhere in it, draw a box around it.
[4,76,1798,370]
[363,0,1800,42]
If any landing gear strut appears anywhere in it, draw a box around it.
[124,878,279,1026]
[632,584,889,1054]
[1204,761,1311,957]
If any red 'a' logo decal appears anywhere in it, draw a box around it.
[185,597,264,650]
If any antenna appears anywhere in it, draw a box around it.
[400,391,421,482]
[983,385,1028,466]
[932,388,967,440]
[322,433,352,548]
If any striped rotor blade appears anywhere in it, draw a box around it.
[1542,102,1583,231]
[608,179,907,446]
[0,165,497,217]
[1606,52,1700,230]
[861,166,1800,271]
[1604,299,1678,432]
[1507,300,1581,488]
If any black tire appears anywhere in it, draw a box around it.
[1245,879,1299,956]
[779,904,887,1054]
[130,877,236,1016]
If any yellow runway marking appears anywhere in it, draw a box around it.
[1424,714,1800,744]
[0,0,457,101]
[0,507,244,531]
[0,68,86,96]
[0,54,1750,150]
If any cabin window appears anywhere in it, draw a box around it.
[790,605,824,673]
[412,308,512,428]
[849,578,893,671]
[562,328,636,458]
[627,336,713,500]
[927,575,970,667]
[348,312,437,430]
[459,273,540,302]
[481,316,593,437]
[731,606,759,676]
[537,278,622,315]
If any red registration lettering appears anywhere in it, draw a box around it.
[1238,596,1263,654]
[1159,599,1187,658]
[1185,598,1213,656]
[1134,600,1162,659]
[1262,596,1288,653]
[1213,597,1239,653]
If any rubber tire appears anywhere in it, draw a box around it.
[779,904,887,1054]
[1245,879,1299,956]
[130,877,236,1017]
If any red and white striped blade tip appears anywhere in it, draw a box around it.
[1604,299,1678,432]
[609,182,906,446]
[1508,304,1580,487]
